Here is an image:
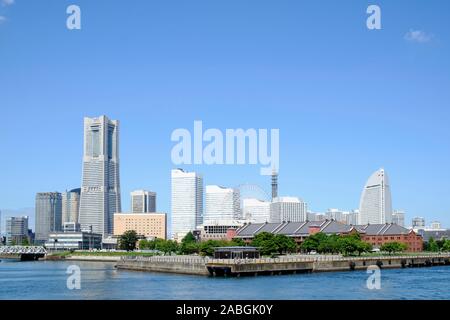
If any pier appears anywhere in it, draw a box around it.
[116,254,450,276]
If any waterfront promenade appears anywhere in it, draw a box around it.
[116,253,450,276]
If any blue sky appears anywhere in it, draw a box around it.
[1,0,450,229]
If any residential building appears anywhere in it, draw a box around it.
[114,213,167,240]
[358,168,393,225]
[79,115,121,237]
[35,192,62,243]
[171,169,203,241]
[131,190,156,213]
[270,197,307,223]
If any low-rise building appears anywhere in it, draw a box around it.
[235,220,423,252]
[357,224,423,252]
[44,231,102,251]
[196,220,247,241]
[113,212,167,240]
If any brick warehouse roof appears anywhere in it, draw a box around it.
[235,220,415,238]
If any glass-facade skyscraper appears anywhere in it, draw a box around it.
[79,116,121,237]
[35,192,62,242]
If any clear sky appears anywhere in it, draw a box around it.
[1,0,450,228]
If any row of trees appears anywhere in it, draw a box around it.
[133,231,246,256]
[300,232,373,256]
[118,230,411,257]
[424,238,450,252]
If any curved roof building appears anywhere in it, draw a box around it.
[358,169,393,225]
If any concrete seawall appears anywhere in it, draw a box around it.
[117,256,210,275]
[116,254,450,276]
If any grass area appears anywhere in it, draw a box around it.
[49,251,158,257]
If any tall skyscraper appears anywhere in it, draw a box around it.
[358,168,393,225]
[131,190,156,213]
[62,188,81,226]
[270,197,307,223]
[392,210,406,227]
[204,185,240,223]
[242,198,271,223]
[35,192,62,242]
[79,116,121,237]
[171,169,203,241]
[6,216,29,245]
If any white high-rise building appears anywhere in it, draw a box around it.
[204,185,240,223]
[79,116,121,237]
[392,210,406,227]
[171,169,203,241]
[270,197,307,223]
[358,168,393,225]
[131,190,156,213]
[243,198,271,223]
[62,188,81,226]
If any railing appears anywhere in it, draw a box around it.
[119,253,450,265]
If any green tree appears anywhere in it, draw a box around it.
[251,232,278,256]
[427,237,439,252]
[273,234,297,254]
[182,232,196,244]
[442,240,450,252]
[21,238,30,246]
[119,230,138,251]
[380,242,407,254]
[301,232,328,253]
[231,238,245,246]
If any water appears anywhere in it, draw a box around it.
[1,259,449,300]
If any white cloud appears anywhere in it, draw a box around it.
[404,29,434,43]
[1,0,15,6]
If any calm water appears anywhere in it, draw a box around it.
[0,259,449,300]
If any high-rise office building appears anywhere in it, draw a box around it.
[358,168,393,225]
[270,197,307,223]
[35,192,62,242]
[243,198,271,223]
[79,116,121,237]
[412,217,425,229]
[171,169,203,241]
[392,210,406,227]
[62,188,81,226]
[204,185,240,223]
[131,190,156,213]
[271,170,278,200]
[6,216,29,245]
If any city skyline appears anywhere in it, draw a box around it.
[1,1,450,228]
